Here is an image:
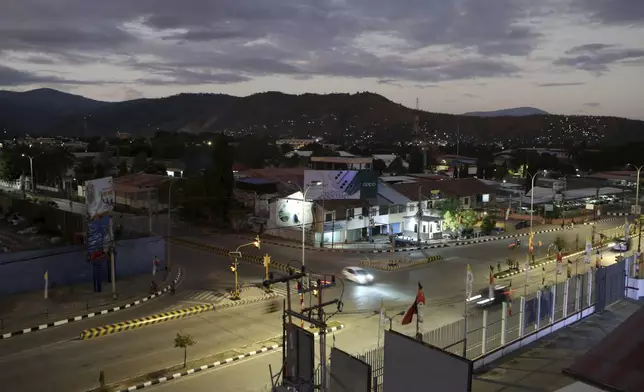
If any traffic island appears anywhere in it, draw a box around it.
[360,255,443,271]
[85,322,346,392]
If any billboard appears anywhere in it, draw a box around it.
[330,347,372,392]
[85,177,115,218]
[87,215,111,261]
[284,323,315,392]
[383,330,472,392]
[304,170,379,200]
[274,195,314,229]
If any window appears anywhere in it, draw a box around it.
[347,208,355,219]
[414,224,418,233]
[379,205,388,215]
[409,204,416,213]
[325,212,333,222]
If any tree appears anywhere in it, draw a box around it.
[131,152,148,173]
[480,215,496,234]
[436,197,477,231]
[0,151,23,181]
[554,235,566,252]
[387,157,407,175]
[74,157,96,182]
[174,332,196,368]
[460,209,477,228]
[117,161,128,176]
[373,159,387,173]
[408,149,424,173]
[205,134,234,225]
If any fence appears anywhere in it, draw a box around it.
[351,259,624,391]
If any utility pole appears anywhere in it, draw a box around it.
[263,269,341,392]
[148,189,153,235]
[416,185,423,245]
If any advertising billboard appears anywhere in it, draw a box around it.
[383,330,472,392]
[304,170,379,200]
[274,195,314,229]
[85,176,115,218]
[330,347,372,392]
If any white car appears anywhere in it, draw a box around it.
[342,267,374,285]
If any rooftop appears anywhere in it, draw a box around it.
[392,178,496,200]
[113,173,172,192]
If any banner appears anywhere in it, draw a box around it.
[88,215,110,261]
[85,177,115,218]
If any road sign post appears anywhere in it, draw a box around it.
[44,270,48,300]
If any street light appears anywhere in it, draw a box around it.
[288,180,322,269]
[21,153,34,192]
[229,236,261,300]
[528,170,546,232]
[627,164,644,209]
[166,179,179,275]
[383,310,405,331]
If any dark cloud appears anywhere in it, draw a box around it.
[0,64,94,86]
[572,0,644,25]
[536,82,584,87]
[0,1,569,87]
[554,44,644,73]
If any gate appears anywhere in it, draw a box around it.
[595,258,626,312]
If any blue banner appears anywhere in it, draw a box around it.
[524,297,537,326]
[539,291,552,320]
[88,215,110,261]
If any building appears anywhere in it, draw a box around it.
[309,156,372,170]
[113,173,174,211]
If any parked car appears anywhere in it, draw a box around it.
[46,200,58,208]
[514,220,529,230]
[460,228,475,239]
[342,267,374,285]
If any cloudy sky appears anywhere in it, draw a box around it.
[1,0,644,119]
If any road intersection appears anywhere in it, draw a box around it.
[0,217,628,392]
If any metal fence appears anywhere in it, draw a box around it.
[352,260,625,391]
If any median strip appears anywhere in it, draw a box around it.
[360,255,443,271]
[79,304,214,340]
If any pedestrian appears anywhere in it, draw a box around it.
[152,256,159,277]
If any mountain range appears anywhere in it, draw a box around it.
[463,107,549,117]
[0,88,642,144]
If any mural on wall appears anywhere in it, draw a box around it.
[275,197,314,229]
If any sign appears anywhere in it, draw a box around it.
[304,170,379,200]
[85,177,115,218]
[544,204,554,212]
[585,203,595,210]
[631,204,641,215]
[87,215,110,261]
[358,170,379,200]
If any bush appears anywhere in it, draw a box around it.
[481,215,496,234]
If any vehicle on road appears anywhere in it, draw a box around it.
[467,285,512,308]
[508,238,521,249]
[611,238,629,252]
[45,200,58,208]
[342,266,374,285]
[514,220,529,229]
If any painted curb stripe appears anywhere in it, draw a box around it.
[360,255,443,271]
[0,269,182,341]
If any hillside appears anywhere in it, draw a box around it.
[0,89,642,144]
[463,107,549,117]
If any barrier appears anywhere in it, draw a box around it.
[359,255,443,271]
[79,304,214,340]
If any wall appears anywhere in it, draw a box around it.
[0,236,165,295]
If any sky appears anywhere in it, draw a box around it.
[1,0,644,119]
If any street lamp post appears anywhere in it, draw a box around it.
[288,181,322,269]
[525,171,544,296]
[21,153,35,192]
[627,164,644,208]
[166,179,178,276]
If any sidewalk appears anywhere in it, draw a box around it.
[0,269,174,333]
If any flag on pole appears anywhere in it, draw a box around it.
[466,264,474,299]
[401,282,426,325]
[529,232,534,254]
[584,238,592,264]
[44,270,48,281]
[379,298,387,326]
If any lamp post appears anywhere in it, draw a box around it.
[21,153,35,192]
[528,171,545,232]
[288,180,322,269]
[627,164,644,210]
[525,170,544,296]
[228,236,261,300]
[166,179,179,275]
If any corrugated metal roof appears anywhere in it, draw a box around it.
[564,305,644,391]
[378,183,410,205]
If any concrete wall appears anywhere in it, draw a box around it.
[0,236,165,295]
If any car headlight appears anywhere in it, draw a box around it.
[356,276,366,283]
[367,274,374,280]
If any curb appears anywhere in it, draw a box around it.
[109,324,345,392]
[0,268,182,341]
[494,245,605,279]
[360,255,443,271]
[215,293,280,310]
[606,212,629,217]
[233,218,620,254]
[80,303,214,340]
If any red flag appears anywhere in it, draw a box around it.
[401,282,425,325]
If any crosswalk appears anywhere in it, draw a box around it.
[177,289,229,305]
[269,284,291,297]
